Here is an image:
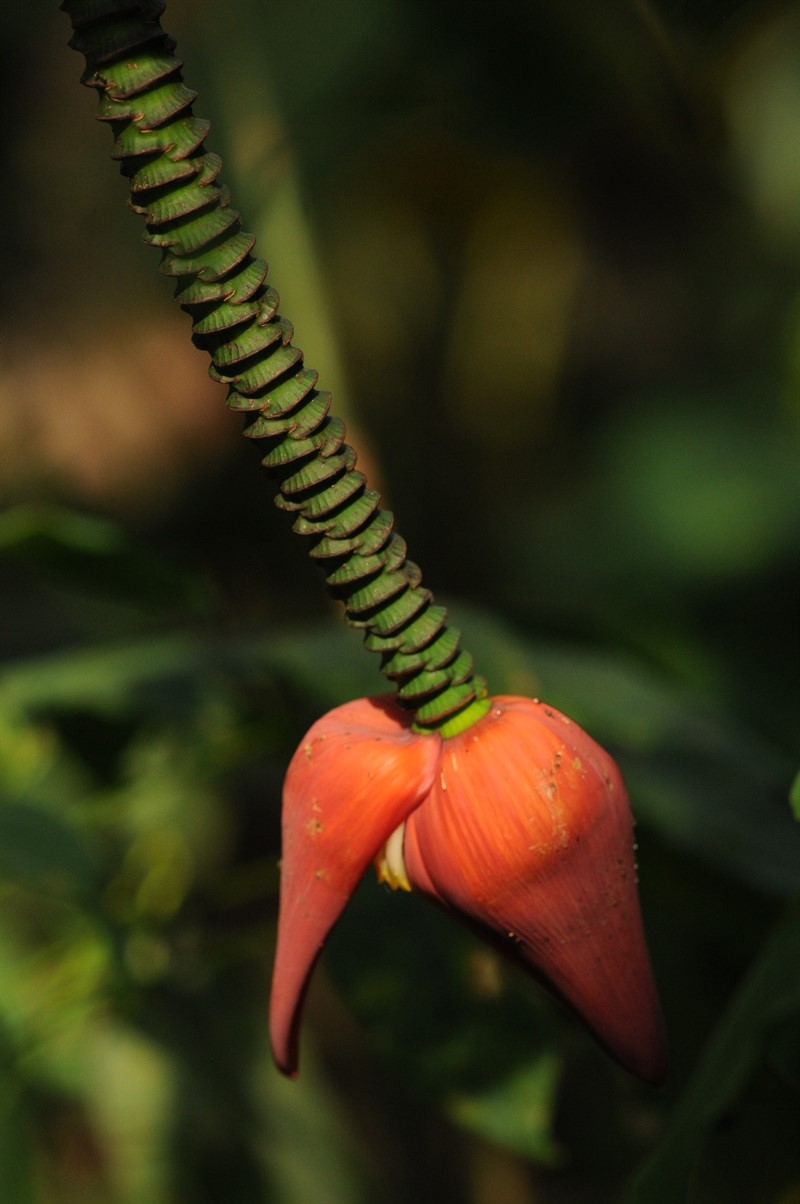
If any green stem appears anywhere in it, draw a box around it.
[61,0,487,729]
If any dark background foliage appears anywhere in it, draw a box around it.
[1,2,798,1201]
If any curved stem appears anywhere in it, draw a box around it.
[61,0,486,729]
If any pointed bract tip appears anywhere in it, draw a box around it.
[402,694,667,1084]
[268,696,441,1075]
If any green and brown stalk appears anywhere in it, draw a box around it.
[62,0,486,729]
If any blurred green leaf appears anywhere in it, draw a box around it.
[631,908,800,1204]
[0,635,222,718]
[0,1024,35,1204]
[0,504,213,616]
[789,771,800,822]
[0,1093,35,1204]
[258,1055,375,1204]
[0,802,101,899]
[447,1052,563,1164]
[601,397,800,585]
[324,877,564,1162]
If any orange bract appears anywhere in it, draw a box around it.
[402,697,666,1084]
[269,696,441,1074]
[270,694,666,1084]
